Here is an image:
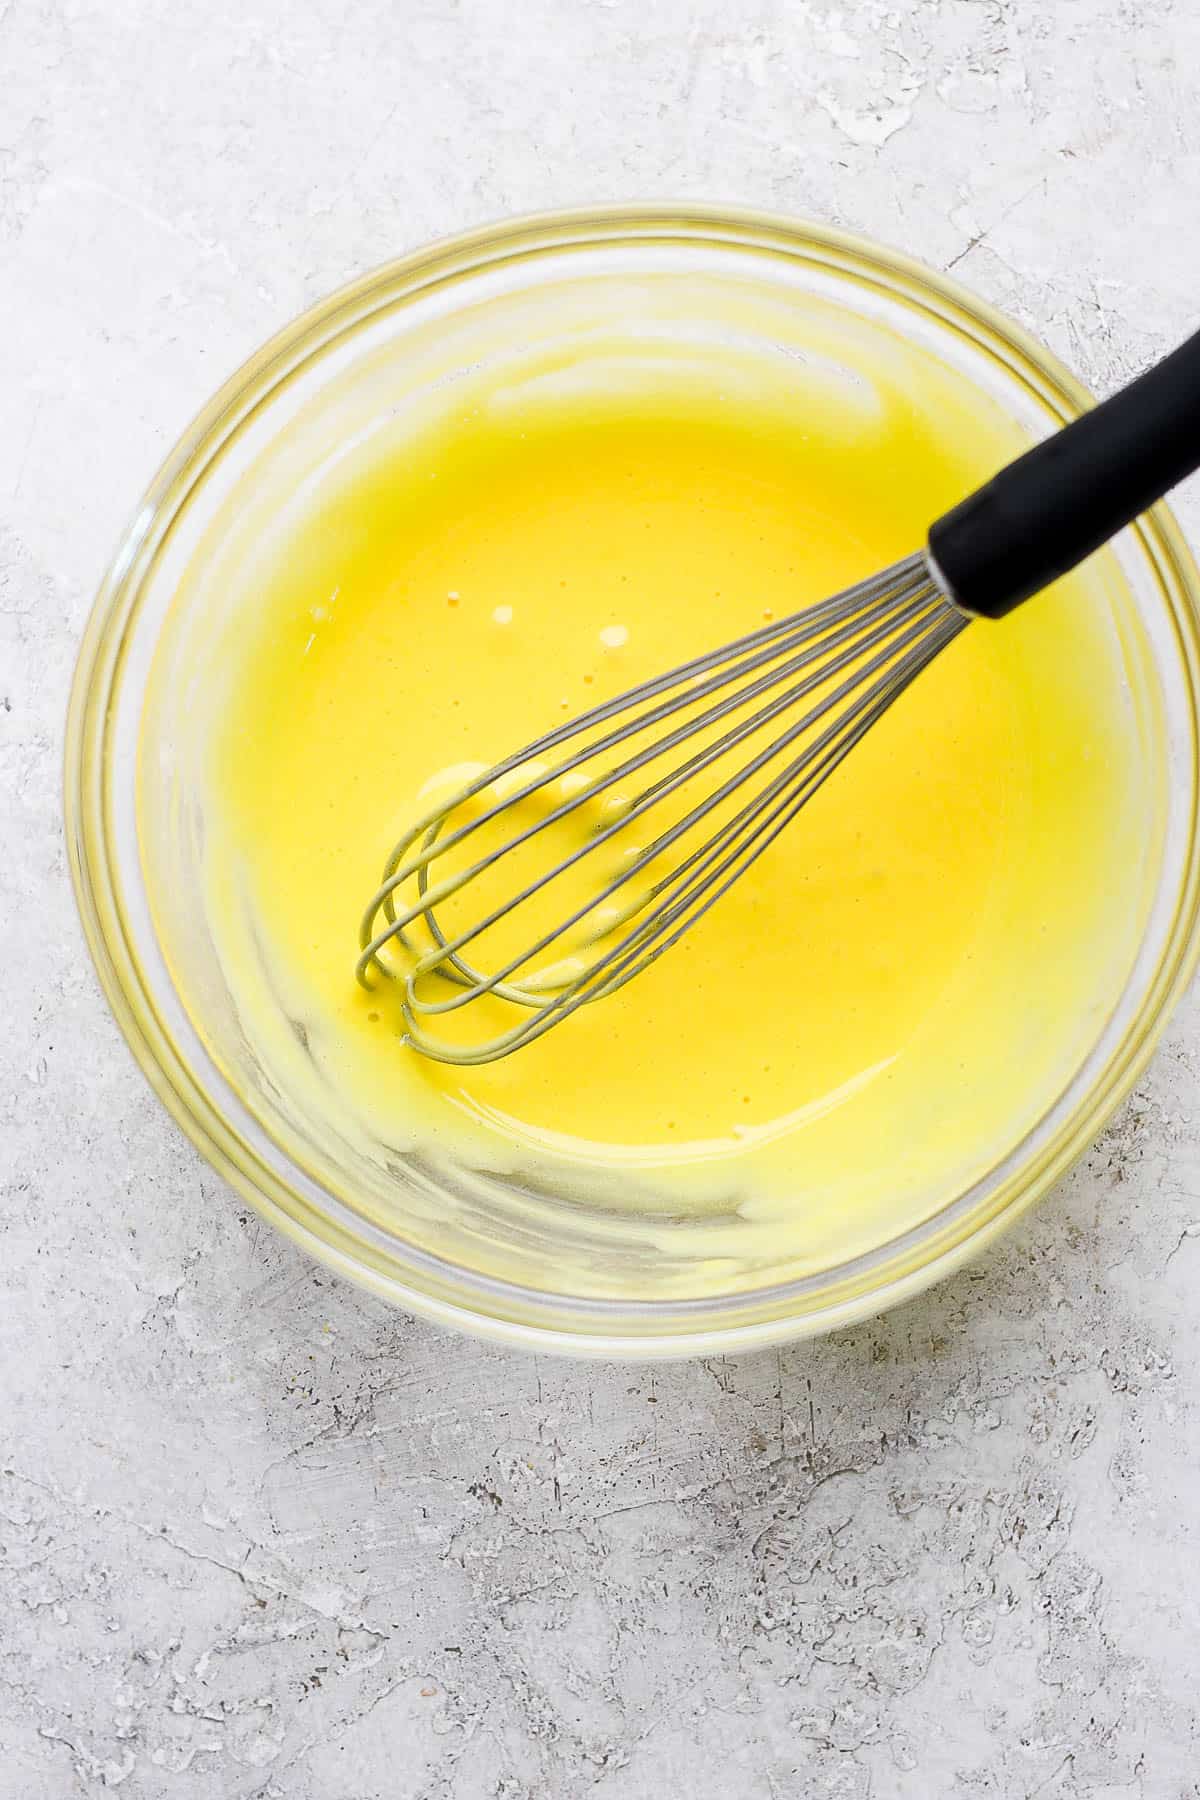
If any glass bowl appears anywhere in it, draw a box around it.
[65,205,1200,1357]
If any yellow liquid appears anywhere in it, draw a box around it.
[197,324,1150,1289]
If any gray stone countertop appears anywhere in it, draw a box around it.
[4,2,1200,1794]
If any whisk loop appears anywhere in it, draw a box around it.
[357,551,965,1064]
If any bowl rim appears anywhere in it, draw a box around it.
[65,201,1200,1357]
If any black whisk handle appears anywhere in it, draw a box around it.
[928,325,1200,620]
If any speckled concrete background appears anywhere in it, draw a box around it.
[5,2,1200,1794]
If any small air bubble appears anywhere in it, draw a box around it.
[493,605,514,625]
[447,591,460,606]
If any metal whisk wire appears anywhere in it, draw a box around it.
[357,551,966,1064]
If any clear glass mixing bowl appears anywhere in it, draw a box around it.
[66,206,1200,1356]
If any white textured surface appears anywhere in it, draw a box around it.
[4,2,1200,1794]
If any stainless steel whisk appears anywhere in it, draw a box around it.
[358,326,1200,1064]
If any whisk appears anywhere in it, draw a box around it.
[358,326,1200,1064]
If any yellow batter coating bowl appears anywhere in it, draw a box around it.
[66,207,1200,1355]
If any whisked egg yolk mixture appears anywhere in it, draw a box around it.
[199,326,1151,1282]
